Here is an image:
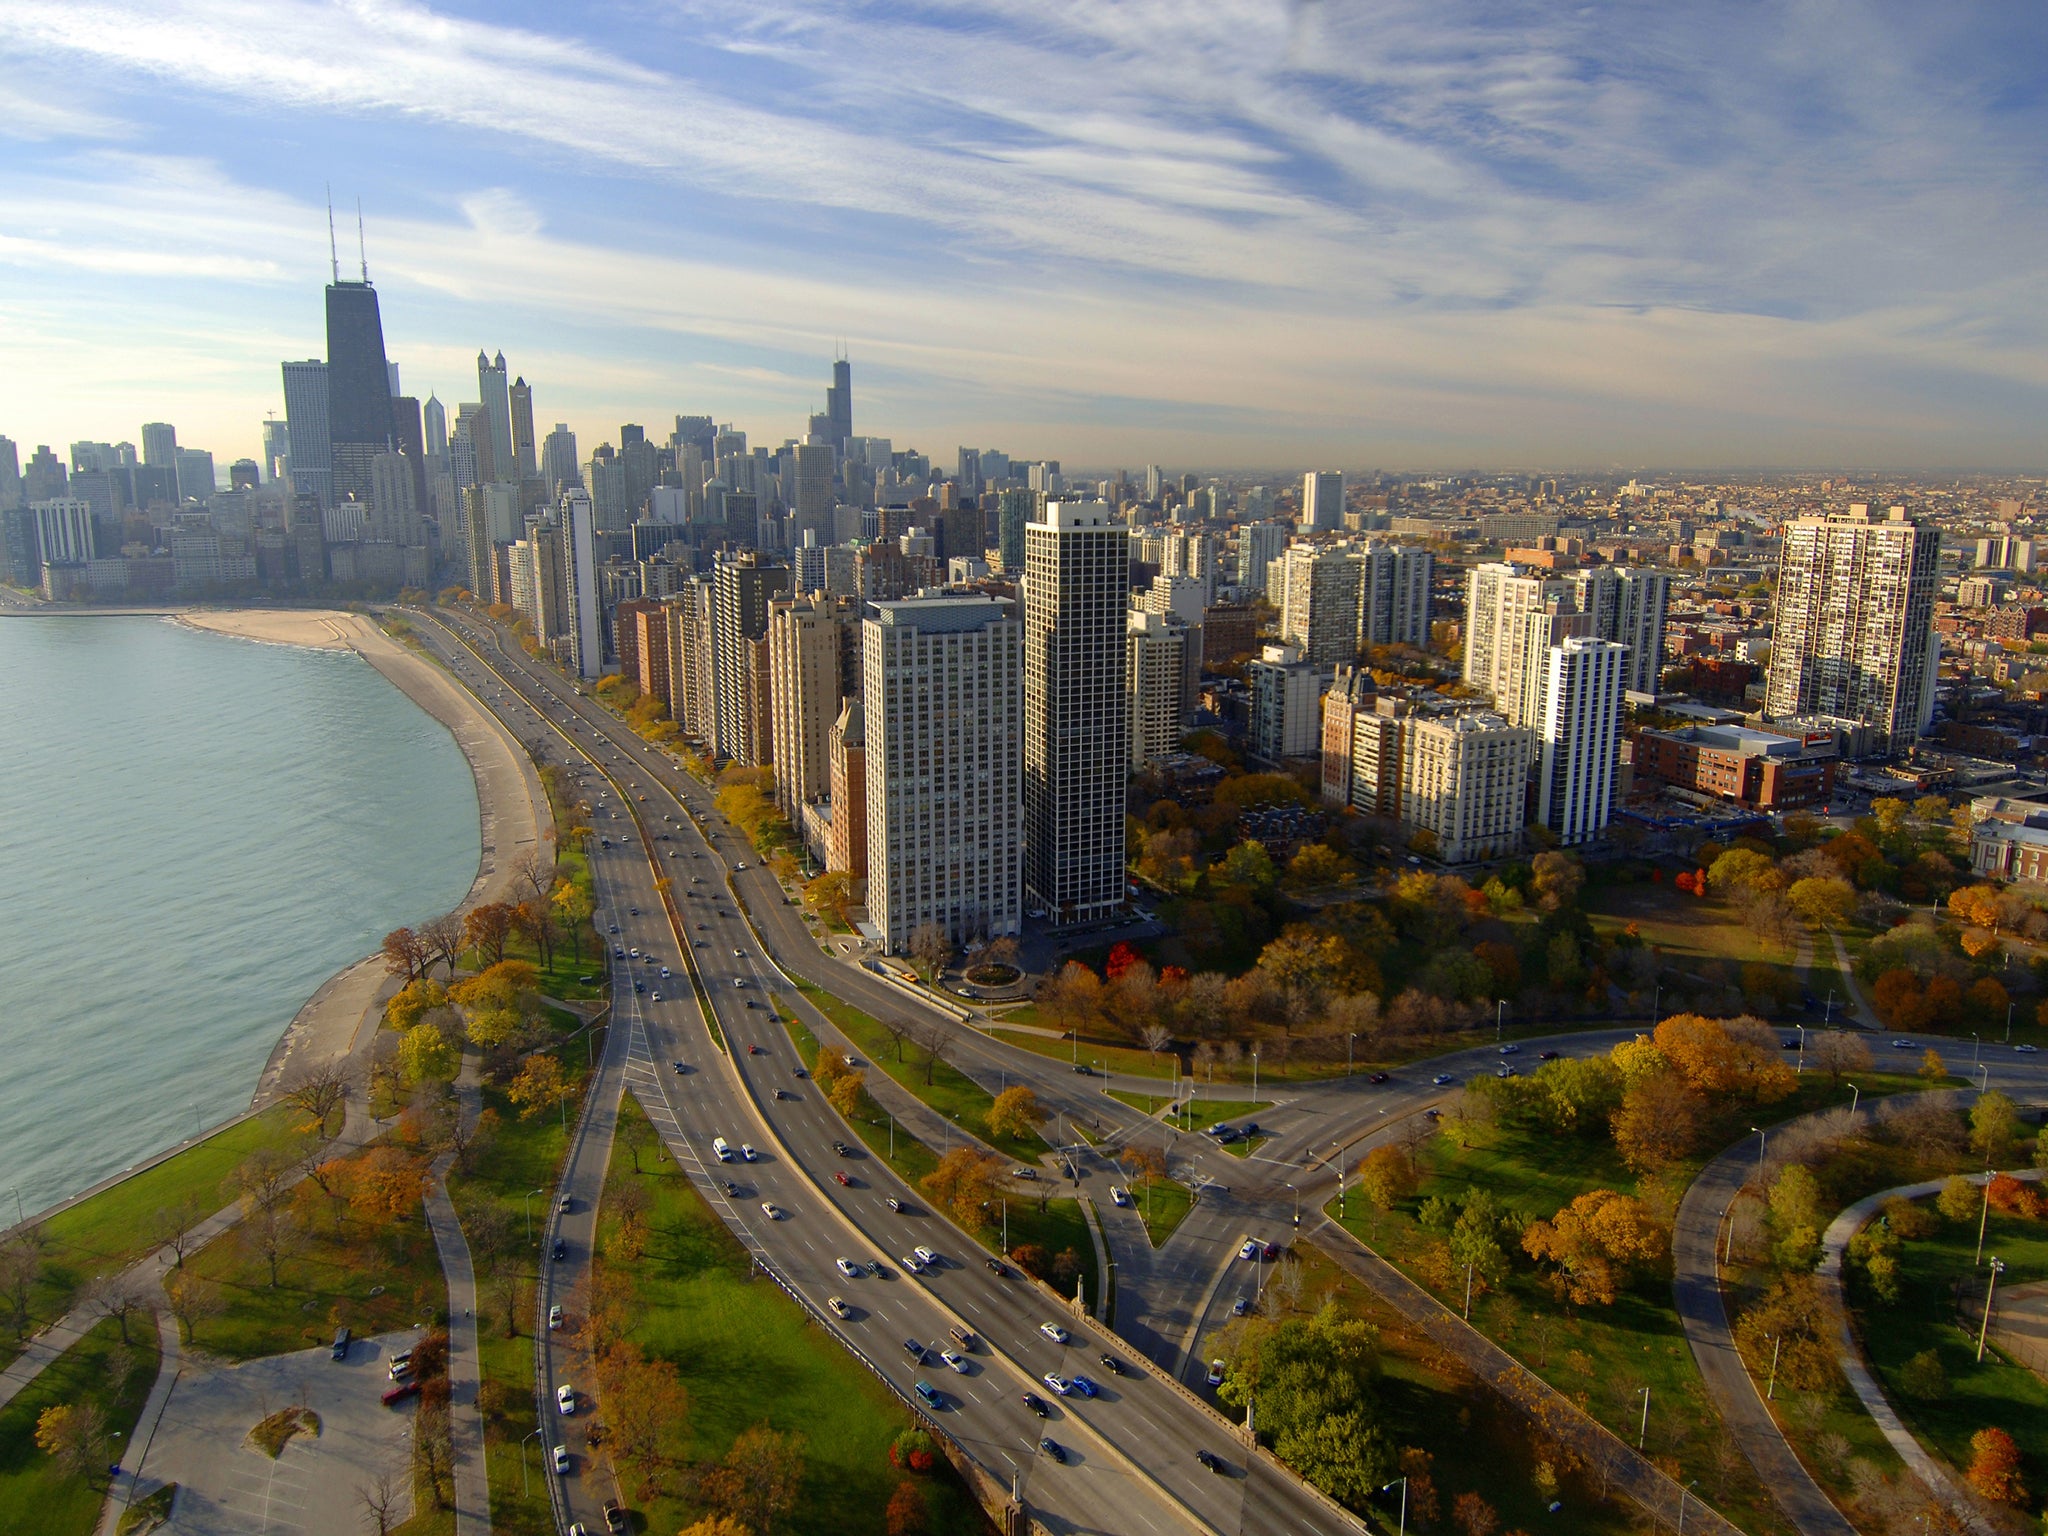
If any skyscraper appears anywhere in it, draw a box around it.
[391,395,427,516]
[864,592,1022,952]
[1357,545,1433,648]
[1531,637,1626,846]
[260,418,290,486]
[541,425,580,496]
[1237,521,1289,597]
[1127,610,1186,769]
[791,444,835,546]
[281,361,332,507]
[509,377,537,479]
[1463,562,1559,711]
[476,351,514,481]
[0,436,21,511]
[1301,471,1344,531]
[559,491,602,679]
[996,487,1036,573]
[826,358,852,448]
[326,278,395,505]
[1023,499,1127,926]
[714,554,792,765]
[768,594,849,828]
[174,448,215,503]
[1765,505,1941,753]
[1564,566,1671,694]
[141,423,179,496]
[1279,544,1364,666]
[422,395,448,459]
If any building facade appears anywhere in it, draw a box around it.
[1530,637,1626,846]
[1399,711,1533,864]
[1126,610,1186,769]
[768,594,849,826]
[1633,724,1838,809]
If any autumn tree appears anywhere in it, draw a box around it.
[1452,1491,1501,1536]
[1917,1047,1948,1082]
[163,1269,223,1343]
[1609,1073,1705,1173]
[827,1068,867,1119]
[512,900,555,969]
[597,1338,689,1497]
[1965,1427,2026,1505]
[1528,850,1584,912]
[381,926,429,982]
[707,1423,807,1536]
[1037,962,1103,1042]
[35,1401,109,1486]
[618,1105,660,1173]
[1653,1014,1795,1103]
[347,1145,430,1227]
[885,1478,929,1536]
[1808,1030,1871,1087]
[386,977,449,1032]
[1787,876,1857,929]
[462,901,517,967]
[550,881,594,963]
[1356,1146,1417,1234]
[919,1147,1007,1232]
[987,1086,1047,1143]
[507,1053,574,1120]
[1521,1190,1664,1306]
[400,1022,458,1085]
[281,1060,353,1137]
[1970,1090,2021,1164]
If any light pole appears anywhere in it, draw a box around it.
[1977,1063,1990,1092]
[523,1187,544,1243]
[1824,989,1835,1026]
[1749,1126,1767,1187]
[2006,1001,2015,1043]
[521,1427,542,1496]
[1636,1385,1651,1449]
[1495,999,1506,1040]
[1464,1261,1474,1320]
[1977,1257,2006,1362]
[1652,981,1661,1022]
[1678,1479,1698,1534]
[1382,1476,1408,1536]
[1765,1334,1782,1400]
[1973,1033,1982,1066]
[1977,1169,1995,1265]
[1796,1025,1806,1074]
[1286,1181,1299,1229]
[1252,1049,1259,1101]
[1347,1032,1356,1077]
[1848,1082,1860,1117]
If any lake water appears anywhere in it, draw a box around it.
[0,616,480,1219]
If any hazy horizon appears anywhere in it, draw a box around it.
[2,2,2044,473]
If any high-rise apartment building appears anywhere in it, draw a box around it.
[325,279,395,505]
[30,499,95,567]
[1023,499,1127,926]
[508,377,537,480]
[1765,506,1940,755]
[666,576,717,743]
[1127,610,1186,769]
[1319,666,1377,807]
[476,351,514,482]
[1463,563,1560,714]
[864,593,1022,952]
[1357,545,1433,648]
[996,488,1037,573]
[1563,566,1671,694]
[714,554,791,765]
[827,700,868,878]
[1301,470,1344,531]
[1400,712,1533,863]
[1531,637,1626,846]
[1248,643,1324,763]
[560,491,602,679]
[540,425,580,496]
[768,595,849,827]
[1237,521,1288,598]
[1279,544,1364,666]
[281,361,332,507]
[791,444,835,547]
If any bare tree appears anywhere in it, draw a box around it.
[419,915,465,979]
[81,1276,144,1345]
[281,1060,353,1138]
[0,1226,47,1341]
[1809,1031,1873,1088]
[1141,1023,1173,1062]
[879,1015,911,1063]
[237,1146,298,1216]
[356,1470,402,1536]
[618,1108,660,1174]
[163,1270,223,1344]
[909,1017,953,1087]
[150,1200,207,1269]
[414,1401,455,1509]
[246,1204,308,1289]
[907,924,954,986]
[516,850,556,905]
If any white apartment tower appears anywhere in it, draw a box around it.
[559,491,602,680]
[1463,563,1560,710]
[1279,545,1364,666]
[1237,521,1289,596]
[1024,499,1128,926]
[864,593,1023,953]
[1531,637,1626,846]
[1248,643,1324,763]
[768,595,848,827]
[1564,566,1671,694]
[1127,610,1186,769]
[1301,471,1344,531]
[1399,712,1533,864]
[1358,544,1434,648]
[1765,505,1941,755]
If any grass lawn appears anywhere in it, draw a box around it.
[789,984,1044,1165]
[1584,882,1812,1001]
[1106,1090,1268,1137]
[1857,1201,2048,1477]
[1223,1134,1272,1159]
[1135,1179,1193,1246]
[0,1317,160,1536]
[781,1013,1102,1314]
[991,1017,1364,1085]
[26,1106,313,1330]
[594,1099,994,1535]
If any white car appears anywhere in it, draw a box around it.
[741,1144,759,1162]
[557,1194,572,1213]
[556,1383,576,1415]
[827,1296,850,1318]
[901,1253,926,1274]
[1239,1238,1261,1260]
[552,1443,571,1474]
[941,1349,969,1373]
[913,1245,941,1267]
[1110,1186,1130,1208]
[1206,1359,1226,1387]
[1039,1322,1069,1345]
[1042,1373,1071,1396]
[548,1304,564,1331]
[2016,1043,2040,1054]
[836,1257,861,1278]
[761,1202,784,1220]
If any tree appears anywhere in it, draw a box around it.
[712,1423,806,1536]
[243,1202,306,1288]
[549,881,593,964]
[236,1145,297,1215]
[907,924,954,984]
[1871,797,1911,837]
[1897,1348,1947,1400]
[920,1148,1007,1232]
[1521,1189,1664,1306]
[1452,1491,1501,1536]
[1653,1014,1794,1102]
[1787,876,1857,929]
[1214,1305,1391,1506]
[420,914,466,977]
[347,1146,430,1227]
[618,1105,661,1173]
[507,1054,573,1119]
[1965,1427,2026,1505]
[1808,1030,1871,1087]
[356,1471,403,1536]
[512,900,555,969]
[909,1018,952,1087]
[1285,843,1345,888]
[1917,1047,1947,1082]
[1529,850,1584,912]
[827,1069,866,1119]
[1970,1090,2021,1164]
[281,1060,353,1137]
[1610,1074,1705,1173]
[598,1339,688,1496]
[987,1086,1047,1143]
[1141,1024,1173,1062]
[462,901,517,967]
[1356,1146,1417,1233]
[80,1276,143,1345]
[163,1269,223,1343]
[150,1199,207,1269]
[885,1479,928,1536]
[1037,963,1103,1041]
[1221,839,1279,892]
[35,1400,108,1486]
[678,1519,753,1536]
[399,1023,458,1085]
[1948,884,2004,930]
[381,926,429,982]
[1708,848,1780,896]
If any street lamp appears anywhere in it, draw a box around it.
[2006,1000,2015,1043]
[523,1187,545,1243]
[1252,1048,1260,1101]
[1824,989,1835,1026]
[1636,1385,1652,1449]
[1495,999,1506,1040]
[1977,1257,2007,1362]
[521,1427,543,1496]
[1381,1477,1408,1536]
[1678,1479,1698,1535]
[1848,1082,1860,1117]
[1796,1025,1806,1074]
[1977,1169,1995,1265]
[1347,1032,1356,1077]
[1285,1181,1299,1229]
[1765,1334,1783,1400]
[1749,1126,1767,1186]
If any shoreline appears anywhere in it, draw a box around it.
[4,605,552,1234]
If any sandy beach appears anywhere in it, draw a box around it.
[179,608,553,1103]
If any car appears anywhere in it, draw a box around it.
[628,946,640,957]
[1240,1122,1261,1136]
[548,1304,564,1331]
[985,1257,1009,1276]
[733,978,746,989]
[633,981,645,994]
[774,1088,792,1100]
[902,1337,927,1362]
[827,1295,850,1318]
[1206,1359,1226,1387]
[1012,1166,1038,1180]
[1071,1063,1091,1075]
[2018,1043,2041,1054]
[1891,1038,1917,1050]
[1068,1373,1098,1398]
[948,1325,978,1350]
[557,1383,576,1415]
[381,1380,419,1406]
[1231,1297,1250,1317]
[614,946,626,959]
[608,924,620,934]
[1040,1322,1070,1344]
[660,966,671,978]
[552,1443,571,1474]
[1022,1391,1049,1417]
[1538,1049,1560,1061]
[885,1197,905,1213]
[602,1503,629,1535]
[741,1144,758,1162]
[695,923,706,931]
[794,1067,809,1078]
[1498,1042,1520,1055]
[735,862,748,871]
[901,1253,926,1274]
[1261,1241,1279,1260]
[941,1349,969,1373]
[1197,1448,1224,1473]
[551,1238,567,1261]
[1041,1373,1071,1396]
[1110,1185,1130,1207]
[1495,1064,1516,1078]
[1369,1071,1391,1083]
[1238,1238,1261,1261]
[722,1178,741,1197]
[913,1245,941,1266]
[1432,1072,1456,1086]
[760,1202,784,1220]
[868,1259,890,1277]
[1424,1107,1441,1120]
[748,1043,763,1055]
[733,947,745,958]
[672,1059,687,1074]
[834,1171,852,1186]
[831,1139,850,1154]
[628,906,639,916]
[387,1349,414,1379]
[1039,1437,1066,1463]
[558,1194,573,1214]
[913,1380,944,1410]
[836,1257,862,1278]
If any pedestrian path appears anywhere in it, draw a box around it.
[422,1052,491,1535]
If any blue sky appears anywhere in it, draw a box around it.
[1,0,2044,471]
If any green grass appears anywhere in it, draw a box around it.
[1106,1090,1268,1136]
[1135,1179,1193,1245]
[595,1099,993,1535]
[1858,1201,2048,1476]
[115,1482,175,1535]
[26,1106,312,1329]
[781,1013,1103,1314]
[0,1317,160,1536]
[790,984,1044,1164]
[1223,1134,1272,1159]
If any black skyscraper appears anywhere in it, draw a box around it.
[826,358,852,447]
[325,279,394,505]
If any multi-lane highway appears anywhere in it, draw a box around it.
[406,610,1369,1535]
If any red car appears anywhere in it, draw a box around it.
[833,1172,852,1186]
[381,1380,420,1407]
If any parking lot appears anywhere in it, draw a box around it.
[135,1331,420,1536]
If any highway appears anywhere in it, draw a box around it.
[406,611,1369,1536]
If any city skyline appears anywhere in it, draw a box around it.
[1,3,2045,469]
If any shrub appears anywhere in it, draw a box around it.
[889,1428,937,1475]
[1897,1349,1947,1401]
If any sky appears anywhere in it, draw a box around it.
[1,1,2044,473]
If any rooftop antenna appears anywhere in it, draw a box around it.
[326,183,339,282]
[357,198,368,282]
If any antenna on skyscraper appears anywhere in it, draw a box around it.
[326,184,339,282]
[357,198,368,282]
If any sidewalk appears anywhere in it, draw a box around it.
[421,1051,491,1535]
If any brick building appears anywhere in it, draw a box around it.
[1633,724,1837,810]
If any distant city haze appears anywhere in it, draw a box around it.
[0,3,2043,468]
